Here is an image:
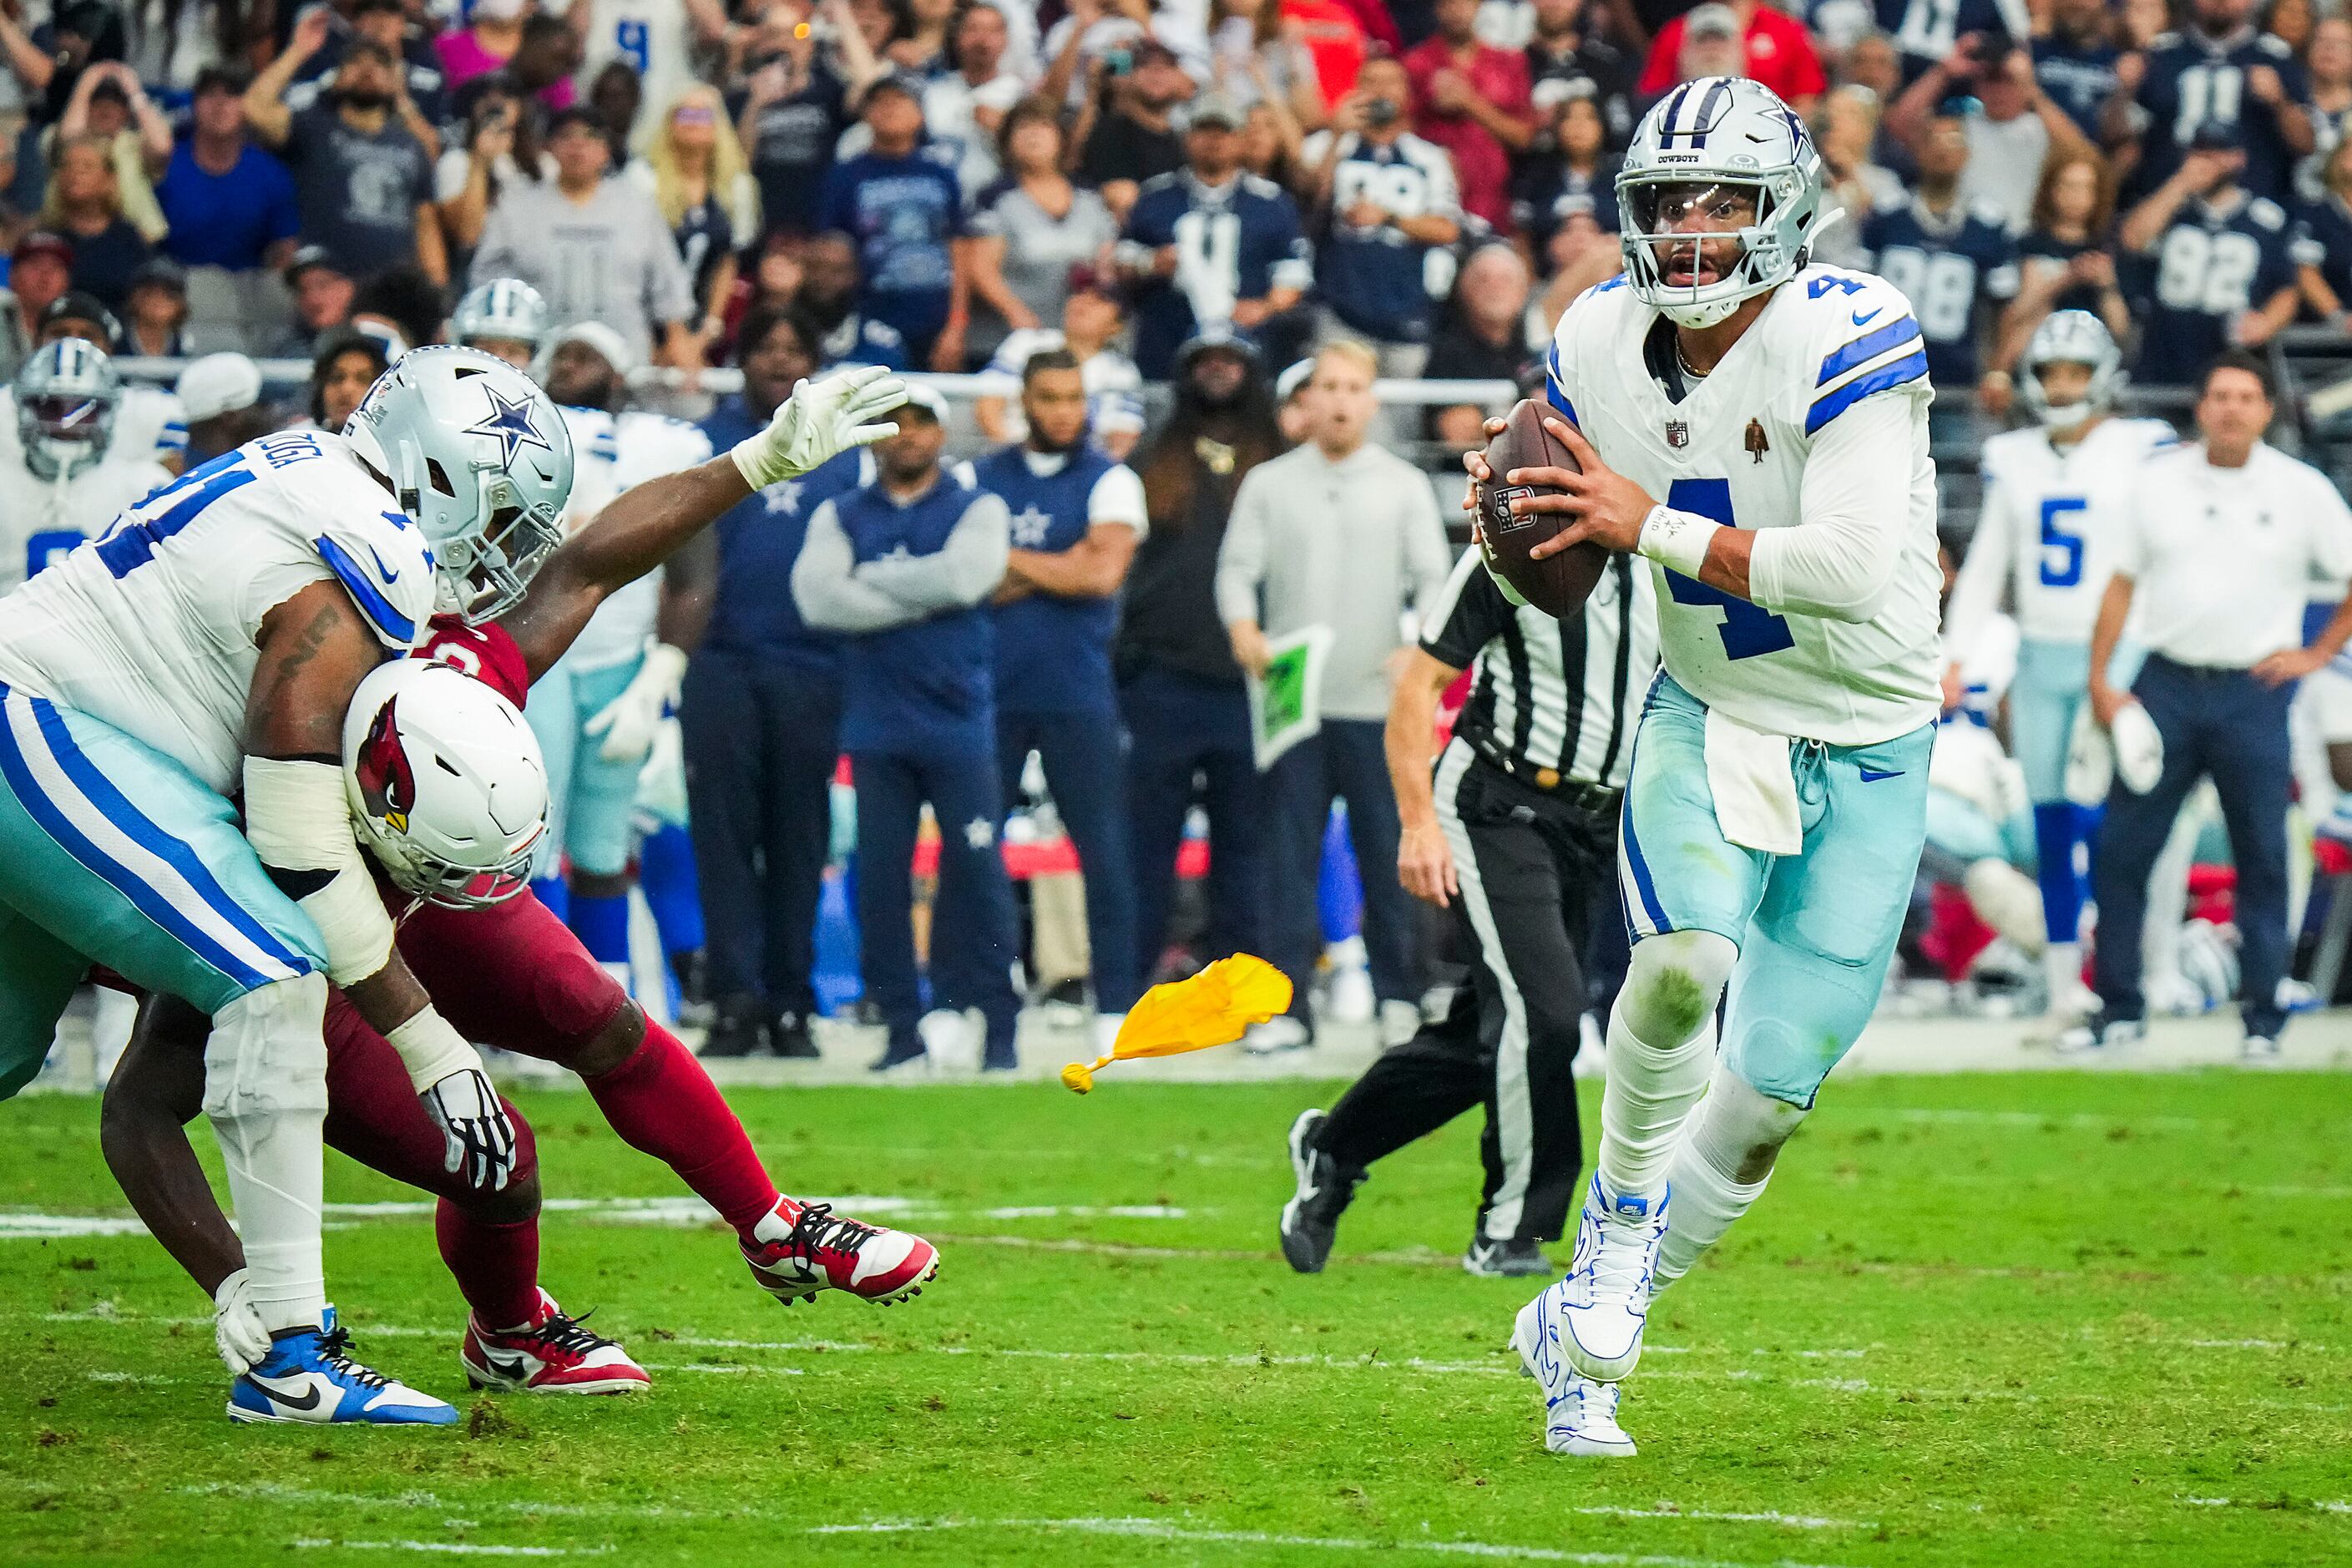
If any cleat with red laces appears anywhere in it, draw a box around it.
[459,1289,650,1395]
[741,1196,940,1306]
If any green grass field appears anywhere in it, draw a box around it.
[3,1070,2349,1566]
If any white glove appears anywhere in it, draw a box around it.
[585,641,687,764]
[730,363,906,490]
[2111,701,2166,795]
[213,1267,270,1376]
[421,1067,518,1192]
[636,715,688,825]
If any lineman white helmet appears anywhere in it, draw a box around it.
[1616,75,1826,329]
[2021,309,2124,430]
[342,345,574,623]
[343,660,549,909]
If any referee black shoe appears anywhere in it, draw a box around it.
[1279,1109,1364,1274]
[1463,1237,1553,1278]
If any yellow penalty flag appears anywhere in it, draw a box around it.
[1060,954,1292,1093]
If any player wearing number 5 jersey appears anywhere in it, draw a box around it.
[1942,312,2175,1011]
[1465,77,1943,1459]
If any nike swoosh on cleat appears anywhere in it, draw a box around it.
[248,1376,323,1411]
[1859,767,1904,781]
[1851,307,1881,326]
[481,1350,529,1381]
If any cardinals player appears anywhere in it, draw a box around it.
[101,362,932,1399]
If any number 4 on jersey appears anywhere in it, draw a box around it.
[1662,478,1794,660]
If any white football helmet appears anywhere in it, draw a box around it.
[342,345,574,623]
[17,337,121,480]
[342,659,549,909]
[450,278,551,362]
[2021,309,2124,430]
[1616,75,1827,329]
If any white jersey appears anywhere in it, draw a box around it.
[1953,417,2177,650]
[0,383,188,472]
[0,447,172,596]
[0,430,435,795]
[555,407,712,673]
[1544,266,1944,745]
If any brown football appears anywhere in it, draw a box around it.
[1476,398,1609,620]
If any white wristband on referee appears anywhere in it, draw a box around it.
[1637,505,1721,579]
[385,1007,485,1093]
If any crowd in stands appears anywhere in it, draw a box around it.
[4,0,2351,425]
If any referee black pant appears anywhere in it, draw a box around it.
[1315,741,1615,1244]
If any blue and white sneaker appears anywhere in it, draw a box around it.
[1512,1289,1636,1456]
[1550,1175,1667,1382]
[227,1308,457,1426]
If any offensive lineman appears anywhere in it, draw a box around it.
[1466,77,1943,1456]
[1940,312,2175,1012]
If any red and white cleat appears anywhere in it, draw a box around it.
[459,1289,651,1395]
[741,1197,940,1306]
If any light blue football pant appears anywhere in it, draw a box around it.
[0,685,325,1097]
[1616,674,1933,1107]
[525,653,645,880]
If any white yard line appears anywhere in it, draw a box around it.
[292,1542,608,1558]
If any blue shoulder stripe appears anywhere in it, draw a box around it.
[1816,316,1923,387]
[315,534,417,647]
[1545,342,1577,422]
[1806,350,1928,435]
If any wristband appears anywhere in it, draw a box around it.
[1636,505,1720,579]
[386,1006,485,1093]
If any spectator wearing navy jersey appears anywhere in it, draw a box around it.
[1859,110,2018,426]
[1117,92,1313,378]
[2112,0,2311,207]
[2118,132,2297,388]
[736,0,874,243]
[796,230,912,368]
[688,306,857,1061]
[1524,0,1636,147]
[1876,0,2031,83]
[974,349,1151,1035]
[1301,55,1462,377]
[295,0,453,129]
[1511,85,1618,256]
[792,387,1023,1074]
[2034,0,2121,140]
[41,134,149,312]
[819,73,969,369]
[2294,137,2352,328]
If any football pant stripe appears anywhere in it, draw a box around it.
[1804,349,1930,435]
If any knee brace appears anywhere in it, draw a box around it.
[200,973,330,1125]
[1620,929,1737,1047]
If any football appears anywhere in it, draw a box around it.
[1476,397,1610,619]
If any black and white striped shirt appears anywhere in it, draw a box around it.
[1420,549,1660,791]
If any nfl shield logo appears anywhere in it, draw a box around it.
[1665,420,1690,449]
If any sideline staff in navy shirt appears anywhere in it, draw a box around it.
[686,306,861,1060]
[792,385,1023,1071]
[974,348,1150,1031]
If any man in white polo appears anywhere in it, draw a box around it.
[2076,352,2352,1060]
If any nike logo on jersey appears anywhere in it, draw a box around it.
[1850,307,1881,326]
[1859,767,1904,782]
[363,543,402,584]
[245,1374,325,1410]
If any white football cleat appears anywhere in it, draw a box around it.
[1550,1175,1667,1382]
[1512,1290,1636,1456]
[2240,1033,2284,1066]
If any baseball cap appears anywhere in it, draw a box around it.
[894,381,951,423]
[862,73,924,109]
[1275,358,1315,404]
[40,291,121,341]
[283,244,346,286]
[129,256,188,296]
[176,352,264,422]
[1686,3,1740,42]
[547,320,637,377]
[12,230,71,267]
[1186,92,1245,132]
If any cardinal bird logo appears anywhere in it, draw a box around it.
[356,700,417,833]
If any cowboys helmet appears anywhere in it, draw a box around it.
[1616,76,1826,329]
[450,278,550,367]
[342,345,574,623]
[16,337,121,480]
[2020,309,2123,430]
[342,658,549,909]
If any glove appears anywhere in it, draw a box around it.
[729,364,906,489]
[585,641,687,764]
[2111,701,2165,796]
[421,1067,518,1192]
[636,715,687,825]
[212,1267,270,1376]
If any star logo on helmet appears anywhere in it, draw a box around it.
[465,385,553,466]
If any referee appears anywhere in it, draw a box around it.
[1279,542,1659,1277]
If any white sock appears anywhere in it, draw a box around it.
[2042,940,2082,1014]
[200,975,331,1334]
[1596,931,1736,1200]
[1654,1065,1808,1288]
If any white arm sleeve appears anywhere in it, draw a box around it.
[1748,392,1921,624]
[240,756,393,989]
[852,493,1013,610]
[1941,476,2013,665]
[791,500,928,633]
[1213,468,1272,627]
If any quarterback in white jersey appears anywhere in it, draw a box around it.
[530,324,715,985]
[0,341,172,596]
[1942,311,2174,1006]
[1469,77,1941,1459]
